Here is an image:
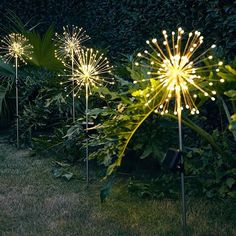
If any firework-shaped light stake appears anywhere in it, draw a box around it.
[55,25,90,122]
[62,48,113,186]
[135,28,223,235]
[0,33,33,148]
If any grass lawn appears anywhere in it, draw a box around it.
[0,139,236,236]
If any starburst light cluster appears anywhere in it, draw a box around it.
[135,27,224,115]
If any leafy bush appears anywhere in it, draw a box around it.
[0,0,236,59]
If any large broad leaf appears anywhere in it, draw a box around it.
[0,60,15,78]
[26,26,63,71]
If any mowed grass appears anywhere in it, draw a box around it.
[0,141,236,236]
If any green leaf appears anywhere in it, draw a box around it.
[228,191,236,198]
[231,114,236,120]
[225,65,236,76]
[26,26,63,71]
[62,172,73,181]
[166,114,228,159]
[218,72,235,81]
[226,178,235,189]
[140,146,152,159]
[53,161,71,167]
[225,90,236,98]
[0,60,15,78]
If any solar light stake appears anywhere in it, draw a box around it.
[177,90,186,236]
[54,26,90,123]
[60,48,114,186]
[72,50,75,122]
[15,55,19,149]
[0,33,33,149]
[85,82,89,186]
[136,27,224,236]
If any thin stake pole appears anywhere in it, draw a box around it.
[72,50,75,122]
[15,56,19,149]
[85,83,89,186]
[177,89,187,235]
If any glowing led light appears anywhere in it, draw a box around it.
[60,47,113,187]
[55,25,90,122]
[0,33,33,149]
[54,25,90,61]
[0,33,33,64]
[136,28,223,115]
[61,48,114,96]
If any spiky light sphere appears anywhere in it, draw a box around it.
[55,25,90,62]
[135,27,224,115]
[0,33,33,64]
[60,48,114,97]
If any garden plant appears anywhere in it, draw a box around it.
[0,2,236,235]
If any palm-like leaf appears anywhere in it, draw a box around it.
[26,26,63,71]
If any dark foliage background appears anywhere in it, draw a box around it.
[0,0,236,60]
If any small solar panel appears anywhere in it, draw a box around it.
[163,148,181,171]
